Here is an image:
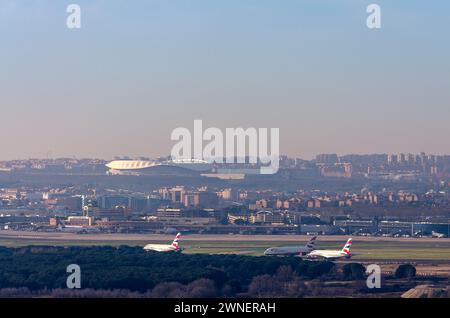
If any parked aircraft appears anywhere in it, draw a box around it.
[264,236,317,256]
[307,238,353,260]
[143,233,182,252]
[432,231,446,238]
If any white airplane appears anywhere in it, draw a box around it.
[307,238,353,260]
[264,236,317,256]
[143,233,182,252]
[432,231,446,238]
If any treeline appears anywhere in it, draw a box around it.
[0,246,335,296]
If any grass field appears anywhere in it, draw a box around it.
[181,241,450,260]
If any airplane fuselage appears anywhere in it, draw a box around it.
[264,246,311,256]
[308,250,351,260]
[143,244,179,252]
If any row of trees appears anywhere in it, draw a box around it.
[0,246,418,297]
[342,263,416,280]
[0,246,335,294]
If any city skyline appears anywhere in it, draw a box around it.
[1,1,449,160]
[1,151,450,162]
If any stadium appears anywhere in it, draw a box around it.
[105,159,213,175]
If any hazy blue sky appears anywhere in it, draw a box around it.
[1,0,449,160]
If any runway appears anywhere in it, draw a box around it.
[1,230,450,276]
[0,230,449,243]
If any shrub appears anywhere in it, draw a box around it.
[342,263,366,280]
[395,264,416,279]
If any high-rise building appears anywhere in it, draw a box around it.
[397,153,405,164]
[99,195,131,209]
[406,153,415,163]
[431,165,438,175]
[183,191,218,208]
[170,187,186,204]
[219,188,238,201]
[387,154,395,164]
